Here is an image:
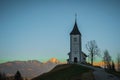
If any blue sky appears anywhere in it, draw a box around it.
[0,0,120,63]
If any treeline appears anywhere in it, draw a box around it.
[0,72,7,80]
[86,40,120,71]
[103,50,115,70]
[0,70,28,80]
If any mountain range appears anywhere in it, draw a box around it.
[0,58,60,79]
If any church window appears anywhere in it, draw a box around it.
[74,38,77,42]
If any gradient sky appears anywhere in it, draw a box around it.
[0,0,120,63]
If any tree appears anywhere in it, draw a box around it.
[0,72,7,80]
[14,71,23,80]
[116,53,120,71]
[86,40,100,65]
[111,61,115,71]
[103,50,111,69]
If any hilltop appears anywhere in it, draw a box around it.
[32,64,94,80]
[32,63,120,80]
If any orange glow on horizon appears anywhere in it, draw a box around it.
[93,61,104,67]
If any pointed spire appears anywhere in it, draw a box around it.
[70,14,81,35]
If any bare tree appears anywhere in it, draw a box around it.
[103,50,111,69]
[86,40,100,65]
[116,53,120,71]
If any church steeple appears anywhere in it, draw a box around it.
[67,15,87,64]
[70,14,81,35]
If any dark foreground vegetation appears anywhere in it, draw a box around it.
[0,70,26,80]
[32,64,94,80]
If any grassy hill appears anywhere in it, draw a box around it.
[32,64,94,80]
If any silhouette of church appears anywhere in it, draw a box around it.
[67,17,87,64]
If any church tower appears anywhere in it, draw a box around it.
[69,19,82,63]
[67,16,87,64]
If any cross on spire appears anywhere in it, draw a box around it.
[75,13,77,22]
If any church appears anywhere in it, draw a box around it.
[67,19,87,64]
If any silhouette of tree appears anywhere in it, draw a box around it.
[86,40,100,65]
[0,72,1,79]
[103,50,111,69]
[14,71,23,80]
[116,53,120,71]
[0,72,7,80]
[111,61,115,71]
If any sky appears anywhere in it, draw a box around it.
[0,0,120,63]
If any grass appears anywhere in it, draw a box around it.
[32,64,93,80]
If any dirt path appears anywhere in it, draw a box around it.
[79,64,120,80]
[93,69,119,80]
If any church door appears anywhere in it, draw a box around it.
[74,57,78,63]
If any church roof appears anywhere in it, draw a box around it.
[82,51,87,57]
[70,21,81,35]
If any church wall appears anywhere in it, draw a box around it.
[70,35,81,62]
[68,20,87,64]
[81,53,86,62]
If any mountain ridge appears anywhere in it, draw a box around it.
[0,58,61,79]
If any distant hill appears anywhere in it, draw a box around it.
[0,58,60,79]
[32,64,94,80]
